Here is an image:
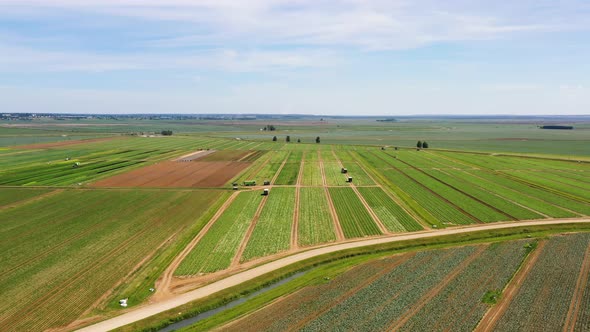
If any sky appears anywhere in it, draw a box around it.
[0,0,589,115]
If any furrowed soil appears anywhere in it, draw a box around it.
[92,161,250,187]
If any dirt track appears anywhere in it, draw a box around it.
[76,218,590,332]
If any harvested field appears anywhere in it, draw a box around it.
[93,161,250,187]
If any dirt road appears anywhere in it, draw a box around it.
[77,218,589,332]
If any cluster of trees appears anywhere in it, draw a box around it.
[263,125,276,131]
[272,136,321,143]
[417,141,429,148]
[161,130,173,136]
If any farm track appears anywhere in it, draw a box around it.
[0,189,63,210]
[153,191,241,300]
[474,240,547,332]
[271,153,289,184]
[77,218,590,332]
[231,195,269,267]
[563,242,590,332]
[386,245,488,330]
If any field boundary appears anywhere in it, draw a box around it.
[563,242,590,332]
[77,219,590,332]
[232,195,269,266]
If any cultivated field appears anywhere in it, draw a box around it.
[216,233,590,332]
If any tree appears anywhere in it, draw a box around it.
[422,141,429,148]
[161,130,173,136]
[417,140,422,148]
[272,136,277,142]
[297,139,301,143]
[286,135,291,143]
[316,136,320,143]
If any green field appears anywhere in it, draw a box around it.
[0,188,53,207]
[175,191,262,275]
[0,189,223,331]
[301,162,323,186]
[357,187,422,232]
[241,188,296,262]
[328,187,381,238]
[298,188,337,246]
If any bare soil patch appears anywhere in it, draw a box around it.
[92,161,250,188]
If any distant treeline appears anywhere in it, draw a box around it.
[539,125,573,130]
[377,118,398,122]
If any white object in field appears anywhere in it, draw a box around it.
[119,298,128,307]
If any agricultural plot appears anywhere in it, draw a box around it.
[323,162,349,186]
[382,169,474,225]
[93,161,249,187]
[427,170,543,220]
[451,170,576,218]
[0,189,223,332]
[303,150,318,162]
[495,233,590,332]
[470,171,590,215]
[274,161,301,185]
[320,150,337,162]
[241,188,296,262]
[298,188,337,246]
[357,187,421,232]
[301,162,323,186]
[342,162,375,185]
[0,188,53,207]
[402,168,508,223]
[175,191,262,275]
[328,187,381,238]
[502,170,590,201]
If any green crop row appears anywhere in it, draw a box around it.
[0,189,223,332]
[427,169,543,220]
[402,168,508,223]
[495,233,590,331]
[357,187,422,232]
[502,170,590,201]
[175,191,262,275]
[274,162,301,185]
[381,169,473,225]
[301,162,323,186]
[324,162,349,186]
[298,188,337,246]
[241,188,296,262]
[0,188,53,207]
[328,187,381,238]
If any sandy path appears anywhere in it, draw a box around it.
[563,242,590,332]
[350,184,389,234]
[474,240,547,331]
[0,189,63,211]
[76,219,589,332]
[152,191,241,301]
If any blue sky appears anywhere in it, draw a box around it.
[0,0,589,115]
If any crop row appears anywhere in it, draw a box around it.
[0,188,53,207]
[402,168,507,223]
[328,187,381,238]
[324,162,349,186]
[495,233,590,331]
[301,246,479,331]
[298,188,337,246]
[450,170,575,218]
[401,240,530,331]
[356,187,422,232]
[342,162,375,185]
[381,169,473,225]
[241,188,296,262]
[274,162,301,185]
[0,189,223,331]
[175,191,262,275]
[470,171,590,215]
[427,169,543,220]
[502,170,590,201]
[301,162,323,186]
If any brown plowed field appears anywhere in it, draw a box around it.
[92,161,250,187]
